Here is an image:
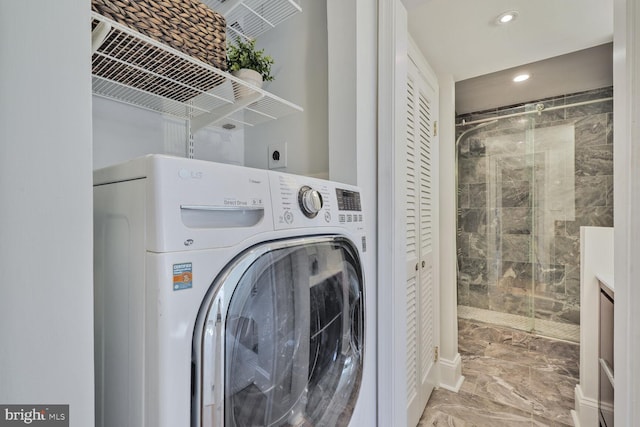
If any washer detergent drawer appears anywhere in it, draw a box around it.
[192,237,364,427]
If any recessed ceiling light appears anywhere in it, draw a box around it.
[496,11,518,24]
[513,73,530,83]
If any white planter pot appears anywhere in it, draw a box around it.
[231,69,263,100]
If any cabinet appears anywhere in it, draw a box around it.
[598,278,614,427]
[91,2,302,152]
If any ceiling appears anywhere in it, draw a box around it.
[455,43,613,114]
[405,0,614,113]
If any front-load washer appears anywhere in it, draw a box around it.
[93,155,373,427]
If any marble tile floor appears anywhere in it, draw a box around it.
[419,318,579,426]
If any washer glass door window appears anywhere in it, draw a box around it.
[192,237,364,427]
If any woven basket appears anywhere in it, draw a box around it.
[92,0,227,71]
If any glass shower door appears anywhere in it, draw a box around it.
[481,112,537,332]
[481,107,576,334]
[455,91,611,341]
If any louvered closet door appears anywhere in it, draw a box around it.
[406,58,438,427]
[405,72,420,422]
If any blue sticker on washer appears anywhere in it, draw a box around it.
[173,263,193,291]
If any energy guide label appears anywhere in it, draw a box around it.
[173,263,193,291]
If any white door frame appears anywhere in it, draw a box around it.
[377,0,409,425]
[613,0,640,422]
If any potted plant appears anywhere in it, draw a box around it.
[227,38,274,97]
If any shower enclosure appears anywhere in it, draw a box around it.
[455,87,613,342]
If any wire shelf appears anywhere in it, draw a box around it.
[204,0,301,41]
[91,12,302,129]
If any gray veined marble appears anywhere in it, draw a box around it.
[458,157,488,185]
[500,181,530,208]
[575,144,613,176]
[459,209,487,234]
[566,98,614,119]
[468,137,487,157]
[420,319,579,427]
[552,236,580,267]
[535,263,565,286]
[459,258,488,286]
[457,233,471,259]
[574,114,608,147]
[495,261,533,290]
[565,87,613,118]
[456,87,614,334]
[533,108,566,126]
[500,234,531,263]
[606,175,614,206]
[468,286,491,310]
[563,266,581,299]
[419,388,537,427]
[575,176,609,207]
[458,184,471,209]
[501,164,532,184]
[469,183,488,208]
[488,288,531,319]
[500,208,532,235]
[564,206,614,236]
[468,233,488,259]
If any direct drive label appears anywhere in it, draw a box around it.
[173,263,192,291]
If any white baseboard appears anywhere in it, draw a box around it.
[571,410,580,427]
[573,384,599,427]
[438,353,464,392]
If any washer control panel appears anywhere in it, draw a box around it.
[269,171,364,231]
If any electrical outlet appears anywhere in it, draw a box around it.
[268,143,287,169]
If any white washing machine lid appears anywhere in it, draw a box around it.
[192,235,365,427]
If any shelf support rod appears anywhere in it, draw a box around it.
[190,92,263,132]
[91,21,112,55]
[186,103,195,159]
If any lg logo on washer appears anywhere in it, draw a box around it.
[178,169,203,179]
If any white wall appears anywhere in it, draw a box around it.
[436,74,464,391]
[0,1,95,426]
[613,0,640,423]
[573,226,614,427]
[327,0,357,185]
[93,97,244,169]
[244,0,329,178]
[327,1,378,426]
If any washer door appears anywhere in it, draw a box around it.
[192,236,364,427]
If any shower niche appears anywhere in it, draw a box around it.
[455,87,614,341]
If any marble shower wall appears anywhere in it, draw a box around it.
[456,87,614,330]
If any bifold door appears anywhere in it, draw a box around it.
[192,236,364,427]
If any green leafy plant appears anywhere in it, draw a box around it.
[227,38,275,82]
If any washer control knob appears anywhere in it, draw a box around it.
[298,186,323,218]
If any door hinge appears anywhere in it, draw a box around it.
[434,346,439,362]
[433,121,438,137]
